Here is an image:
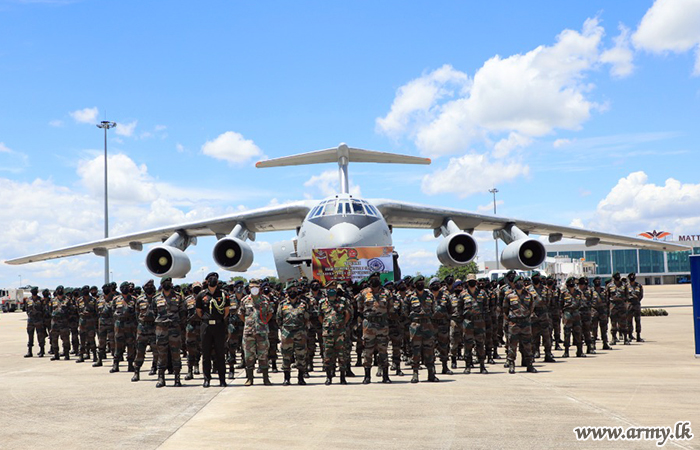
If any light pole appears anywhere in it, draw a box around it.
[18,275,22,288]
[96,120,117,285]
[110,271,114,283]
[489,188,500,270]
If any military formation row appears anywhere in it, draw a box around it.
[21,269,644,386]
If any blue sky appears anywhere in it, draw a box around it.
[1,0,699,288]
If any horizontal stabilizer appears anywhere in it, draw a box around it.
[256,143,430,168]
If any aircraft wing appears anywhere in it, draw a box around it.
[5,201,315,265]
[370,199,689,252]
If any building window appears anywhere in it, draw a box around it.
[694,247,700,255]
[558,251,584,260]
[667,250,691,273]
[585,250,611,274]
[639,249,665,273]
[547,252,558,258]
[612,249,638,275]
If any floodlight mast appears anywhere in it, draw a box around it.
[96,121,117,285]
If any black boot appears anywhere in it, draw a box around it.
[427,366,439,382]
[394,364,404,376]
[544,353,555,363]
[63,353,70,361]
[51,351,60,361]
[479,361,488,374]
[587,344,596,355]
[156,369,166,388]
[508,361,516,374]
[325,369,333,385]
[193,361,200,375]
[227,362,235,380]
[611,332,618,345]
[554,342,563,351]
[411,369,419,383]
[131,368,140,382]
[307,360,314,372]
[271,360,278,373]
[441,360,453,375]
[339,369,347,385]
[464,355,472,374]
[295,369,304,386]
[92,356,103,367]
[602,341,611,350]
[450,356,457,369]
[76,354,84,363]
[526,364,538,373]
[345,365,355,377]
[576,347,586,357]
[149,362,157,376]
[185,364,194,381]
[263,368,273,386]
[174,369,182,387]
[203,377,211,388]
[283,370,291,386]
[38,346,45,358]
[382,368,392,384]
[110,360,120,373]
[362,367,371,384]
[562,347,570,358]
[244,368,254,386]
[636,333,644,343]
[127,361,135,372]
[24,346,32,358]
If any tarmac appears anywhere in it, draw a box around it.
[0,284,698,450]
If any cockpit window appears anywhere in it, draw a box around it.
[323,200,337,216]
[351,200,364,214]
[365,203,379,216]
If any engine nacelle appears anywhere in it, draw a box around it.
[437,233,478,267]
[145,246,191,279]
[500,238,546,270]
[213,237,254,272]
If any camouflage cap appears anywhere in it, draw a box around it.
[413,275,425,283]
[466,274,477,281]
[531,271,540,278]
[578,277,588,284]
[429,277,440,287]
[160,277,172,286]
[566,276,577,285]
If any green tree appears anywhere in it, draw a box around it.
[229,276,248,284]
[434,262,478,280]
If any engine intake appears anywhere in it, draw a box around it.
[500,238,546,270]
[213,237,254,272]
[437,232,478,267]
[145,246,191,279]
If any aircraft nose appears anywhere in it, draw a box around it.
[329,222,361,247]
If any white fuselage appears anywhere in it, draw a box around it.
[295,194,392,278]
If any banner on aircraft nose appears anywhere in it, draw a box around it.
[312,246,394,285]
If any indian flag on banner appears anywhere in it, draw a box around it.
[311,246,394,285]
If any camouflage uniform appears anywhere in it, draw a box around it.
[319,295,350,372]
[277,295,309,377]
[266,291,280,372]
[560,286,584,357]
[578,283,594,352]
[357,287,390,375]
[405,288,438,382]
[112,291,136,371]
[627,280,644,341]
[547,283,563,348]
[238,294,273,371]
[305,290,324,371]
[66,295,80,354]
[50,295,71,359]
[154,289,185,385]
[42,294,53,351]
[606,281,630,344]
[461,286,488,372]
[77,293,98,362]
[227,293,244,371]
[388,290,405,372]
[488,286,500,359]
[133,293,158,375]
[591,284,610,349]
[503,287,535,372]
[432,288,451,371]
[529,283,553,361]
[25,294,47,357]
[95,293,114,364]
[184,292,202,376]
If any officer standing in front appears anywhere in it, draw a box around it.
[25,287,46,358]
[154,277,185,388]
[196,272,230,388]
[238,279,274,386]
[502,276,537,374]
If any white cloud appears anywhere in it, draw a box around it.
[49,119,64,127]
[245,263,276,279]
[419,233,437,242]
[0,142,11,153]
[77,153,158,203]
[304,169,362,198]
[155,125,167,132]
[421,154,529,198]
[69,107,99,124]
[377,18,606,159]
[476,199,503,213]
[600,24,635,78]
[633,0,700,75]
[176,143,185,153]
[493,132,532,158]
[553,138,573,148]
[578,188,592,197]
[586,171,700,236]
[115,120,137,137]
[201,131,263,165]
[570,218,585,228]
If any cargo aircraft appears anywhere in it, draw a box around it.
[5,144,688,281]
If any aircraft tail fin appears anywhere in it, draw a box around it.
[255,143,431,168]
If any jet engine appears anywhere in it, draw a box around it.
[213,225,255,272]
[145,232,194,278]
[435,219,478,267]
[499,239,546,270]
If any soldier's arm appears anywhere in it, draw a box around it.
[639,285,644,302]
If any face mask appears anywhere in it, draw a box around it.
[102,287,111,295]
[144,286,156,295]
[514,282,524,290]
[311,284,320,291]
[415,282,425,291]
[532,278,540,285]
[370,278,381,288]
[192,286,202,295]
[430,285,440,292]
[288,291,298,299]
[593,281,601,287]
[263,287,271,294]
[566,283,575,289]
[467,280,477,288]
[614,276,621,282]
[251,287,260,296]
[208,278,218,288]
[507,275,515,283]
[162,282,172,291]
[398,286,407,292]
[56,289,64,296]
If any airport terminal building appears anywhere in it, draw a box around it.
[544,233,700,285]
